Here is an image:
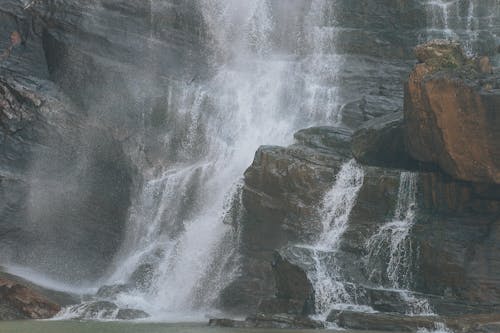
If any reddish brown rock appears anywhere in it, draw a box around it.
[404,41,500,184]
[0,277,61,319]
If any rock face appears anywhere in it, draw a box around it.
[0,73,133,281]
[256,252,315,316]
[209,313,324,330]
[414,172,500,310]
[405,40,500,184]
[327,310,500,333]
[1,0,499,329]
[0,1,139,282]
[352,111,416,169]
[59,300,149,320]
[219,126,402,314]
[328,310,438,332]
[400,43,500,311]
[219,41,500,330]
[218,126,354,314]
[0,276,61,320]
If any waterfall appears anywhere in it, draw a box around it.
[63,0,345,320]
[307,159,366,320]
[423,0,500,56]
[365,172,434,316]
[366,173,418,290]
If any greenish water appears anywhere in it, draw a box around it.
[0,321,383,333]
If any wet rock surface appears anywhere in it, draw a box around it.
[0,274,62,320]
[0,1,136,282]
[219,125,402,314]
[328,310,438,332]
[256,251,315,316]
[209,313,324,329]
[62,301,149,320]
[328,310,500,333]
[219,126,354,314]
[1,0,500,330]
[352,111,418,170]
[220,41,500,329]
[405,40,500,184]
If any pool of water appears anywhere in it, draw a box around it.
[0,321,385,333]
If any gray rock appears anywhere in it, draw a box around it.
[116,308,149,320]
[352,111,416,169]
[327,310,438,332]
[66,300,149,320]
[209,313,324,329]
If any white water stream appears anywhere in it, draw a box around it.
[55,0,345,321]
[365,173,434,317]
[423,0,500,56]
[307,160,367,320]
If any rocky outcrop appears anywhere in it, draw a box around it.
[322,40,500,328]
[221,41,500,329]
[0,275,61,320]
[398,42,500,310]
[219,126,402,315]
[404,40,500,184]
[218,127,354,314]
[328,311,500,333]
[328,311,438,332]
[209,313,324,329]
[59,301,149,320]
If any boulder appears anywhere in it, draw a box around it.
[405,40,500,184]
[0,276,61,320]
[116,308,149,320]
[62,301,149,320]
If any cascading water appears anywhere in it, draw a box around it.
[54,0,346,321]
[423,0,500,57]
[366,173,418,290]
[306,159,366,320]
[365,172,434,316]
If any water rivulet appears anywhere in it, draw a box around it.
[0,0,499,330]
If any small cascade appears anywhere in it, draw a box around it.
[365,172,434,316]
[418,322,455,333]
[72,0,346,321]
[422,0,500,56]
[306,159,366,320]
